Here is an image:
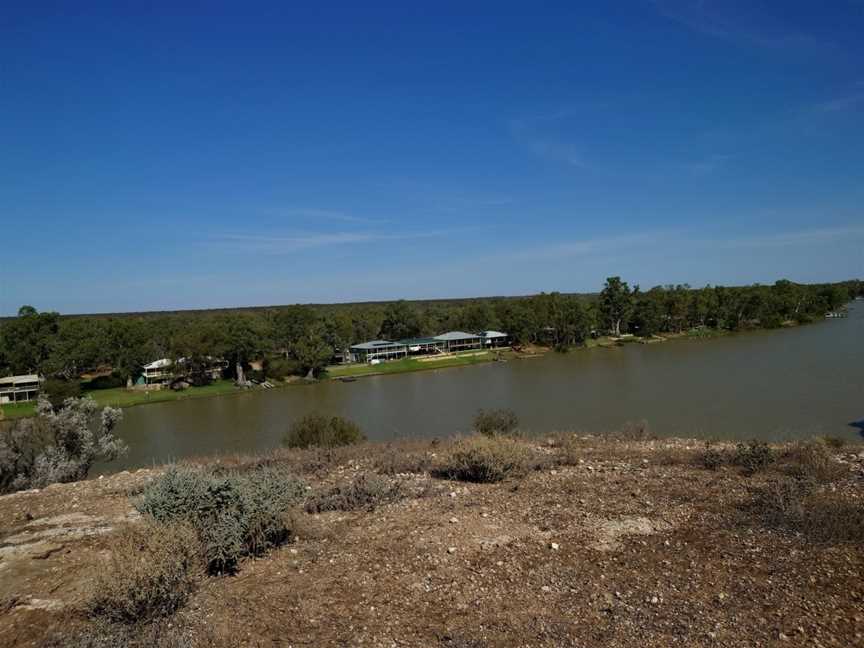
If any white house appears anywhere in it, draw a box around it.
[0,374,42,404]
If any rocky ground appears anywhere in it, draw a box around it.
[1,436,863,647]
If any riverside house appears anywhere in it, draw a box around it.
[349,330,509,364]
[0,374,42,404]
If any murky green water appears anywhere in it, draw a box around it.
[104,302,864,472]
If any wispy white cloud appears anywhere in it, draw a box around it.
[652,0,829,50]
[811,93,864,114]
[686,153,734,176]
[509,110,588,169]
[270,208,390,225]
[720,225,864,249]
[210,227,480,254]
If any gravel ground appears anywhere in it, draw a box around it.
[1,437,862,647]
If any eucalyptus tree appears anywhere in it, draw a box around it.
[599,277,634,336]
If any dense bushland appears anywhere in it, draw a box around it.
[1,279,858,386]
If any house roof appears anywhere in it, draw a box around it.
[434,331,482,341]
[0,374,40,386]
[143,358,173,370]
[350,340,406,350]
[482,330,508,338]
[399,337,440,346]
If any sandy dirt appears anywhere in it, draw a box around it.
[1,439,862,647]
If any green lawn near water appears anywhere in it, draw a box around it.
[326,350,504,379]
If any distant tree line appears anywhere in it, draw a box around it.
[0,279,859,384]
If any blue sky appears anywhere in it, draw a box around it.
[1,1,863,315]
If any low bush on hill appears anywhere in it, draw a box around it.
[747,478,864,544]
[781,439,847,483]
[432,435,529,483]
[283,414,365,449]
[472,408,520,438]
[305,472,404,513]
[88,522,200,624]
[136,466,305,574]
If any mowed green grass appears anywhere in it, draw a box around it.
[326,350,502,378]
[0,380,242,420]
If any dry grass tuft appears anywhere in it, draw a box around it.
[432,436,530,483]
[781,439,847,483]
[87,523,201,624]
[747,478,864,544]
[305,472,404,513]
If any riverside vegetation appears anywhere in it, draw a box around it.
[0,406,862,646]
[1,278,860,420]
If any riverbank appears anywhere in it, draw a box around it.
[2,434,862,647]
[0,380,245,420]
[325,348,515,379]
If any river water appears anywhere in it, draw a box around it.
[105,302,864,472]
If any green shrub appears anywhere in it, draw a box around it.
[700,441,727,470]
[432,436,529,483]
[472,408,520,437]
[305,472,403,513]
[265,357,303,380]
[43,378,82,410]
[136,466,305,574]
[732,440,775,475]
[283,414,365,449]
[88,523,200,624]
[86,374,126,391]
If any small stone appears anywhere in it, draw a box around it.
[779,633,790,641]
[549,542,560,550]
[541,586,551,592]
[650,596,659,604]
[447,547,456,554]
[449,492,457,498]
[449,517,459,524]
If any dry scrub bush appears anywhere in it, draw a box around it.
[87,523,200,624]
[41,618,211,648]
[611,419,655,441]
[305,472,404,513]
[432,436,529,483]
[748,479,864,544]
[472,408,520,437]
[781,439,846,483]
[136,466,305,574]
[701,440,776,475]
[283,414,365,449]
[372,443,433,475]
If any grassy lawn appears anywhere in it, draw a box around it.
[83,379,241,408]
[326,350,505,379]
[1,380,243,420]
[0,401,37,419]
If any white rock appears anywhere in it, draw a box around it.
[549,542,560,550]
[447,547,456,554]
